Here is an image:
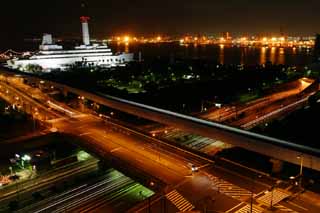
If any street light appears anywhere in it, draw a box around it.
[21,155,31,161]
[297,155,304,188]
[269,186,274,209]
[250,174,262,213]
[289,175,298,186]
[21,154,31,168]
[269,180,282,209]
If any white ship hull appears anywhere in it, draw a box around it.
[8,51,133,71]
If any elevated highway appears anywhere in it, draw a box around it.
[1,69,320,171]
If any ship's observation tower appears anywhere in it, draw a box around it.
[80,16,90,45]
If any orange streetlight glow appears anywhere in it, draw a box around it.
[124,36,130,43]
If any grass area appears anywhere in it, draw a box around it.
[100,79,146,94]
[237,91,261,104]
[77,150,92,161]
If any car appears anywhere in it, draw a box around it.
[191,164,199,172]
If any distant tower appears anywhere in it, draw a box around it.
[222,32,231,40]
[80,16,90,45]
[42,34,53,45]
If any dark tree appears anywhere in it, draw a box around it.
[313,34,320,63]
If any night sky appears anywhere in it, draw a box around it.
[1,0,320,48]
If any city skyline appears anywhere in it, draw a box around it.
[1,0,320,48]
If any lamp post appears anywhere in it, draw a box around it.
[250,175,262,213]
[250,183,255,213]
[270,186,274,209]
[297,155,303,188]
[269,180,282,210]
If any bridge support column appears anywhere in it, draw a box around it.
[24,102,31,114]
[78,100,85,112]
[62,88,69,98]
[92,102,100,111]
[38,82,44,91]
[270,158,284,173]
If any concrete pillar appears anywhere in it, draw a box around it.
[270,158,284,173]
[79,100,85,112]
[62,88,68,97]
[93,102,100,110]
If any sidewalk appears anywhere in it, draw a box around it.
[299,190,320,208]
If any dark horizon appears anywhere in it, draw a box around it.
[1,0,320,49]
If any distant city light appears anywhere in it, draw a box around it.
[124,36,130,43]
[107,34,315,48]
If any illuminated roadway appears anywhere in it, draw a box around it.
[201,78,313,128]
[17,169,150,213]
[1,69,318,171]
[1,70,320,212]
[0,73,210,183]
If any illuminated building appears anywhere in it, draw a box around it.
[7,17,133,72]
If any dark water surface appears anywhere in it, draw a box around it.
[2,41,313,66]
[111,43,312,66]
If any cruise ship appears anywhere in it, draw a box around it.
[7,16,134,72]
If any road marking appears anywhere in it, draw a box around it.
[198,163,211,169]
[165,190,194,212]
[79,132,91,136]
[257,189,290,206]
[234,204,263,213]
[273,204,299,212]
[241,97,308,129]
[287,201,308,211]
[285,185,293,191]
[110,147,122,153]
[205,172,252,201]
[225,202,245,213]
[47,117,66,123]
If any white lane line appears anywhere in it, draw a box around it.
[287,201,308,211]
[225,202,245,213]
[110,147,122,153]
[79,132,91,136]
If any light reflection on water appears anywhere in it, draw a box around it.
[260,47,266,65]
[219,44,224,64]
[111,43,312,65]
